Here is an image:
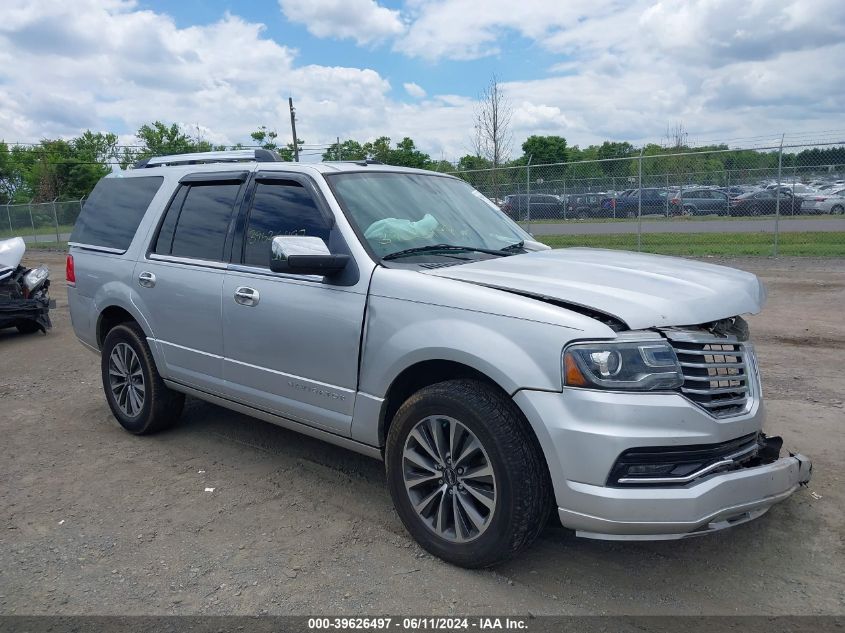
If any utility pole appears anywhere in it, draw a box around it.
[289,97,299,162]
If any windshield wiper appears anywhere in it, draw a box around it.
[382,243,514,261]
[500,240,525,252]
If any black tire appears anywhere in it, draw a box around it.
[683,205,695,216]
[16,321,42,335]
[101,322,184,435]
[385,379,551,568]
[832,204,844,215]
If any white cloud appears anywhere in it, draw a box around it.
[278,0,404,45]
[396,0,617,61]
[404,82,427,98]
[391,0,845,150]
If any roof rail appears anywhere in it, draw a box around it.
[322,159,384,166]
[135,148,282,169]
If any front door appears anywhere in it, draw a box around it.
[221,173,368,436]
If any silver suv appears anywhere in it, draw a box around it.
[67,149,811,567]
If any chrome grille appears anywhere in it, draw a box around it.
[671,339,752,418]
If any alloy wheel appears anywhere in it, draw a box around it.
[402,415,497,543]
[108,342,145,417]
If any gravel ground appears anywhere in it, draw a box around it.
[1,251,843,616]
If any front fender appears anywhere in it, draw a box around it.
[360,304,565,398]
[352,294,578,446]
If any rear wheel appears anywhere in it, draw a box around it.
[101,323,184,435]
[16,321,42,335]
[386,379,550,568]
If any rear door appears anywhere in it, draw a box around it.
[136,171,247,391]
[220,172,367,436]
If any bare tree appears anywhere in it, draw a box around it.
[473,75,512,201]
[474,75,513,167]
[664,121,689,149]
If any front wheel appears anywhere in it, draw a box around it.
[385,379,550,568]
[831,204,844,215]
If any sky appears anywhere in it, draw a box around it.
[0,0,843,161]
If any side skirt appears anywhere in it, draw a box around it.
[164,379,384,461]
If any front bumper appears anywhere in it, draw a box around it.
[513,388,812,541]
[560,452,811,540]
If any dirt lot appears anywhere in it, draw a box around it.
[1,251,843,616]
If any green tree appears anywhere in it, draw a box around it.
[322,139,367,161]
[123,121,226,167]
[520,135,568,165]
[250,125,278,150]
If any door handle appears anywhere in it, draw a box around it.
[138,271,156,288]
[234,286,260,307]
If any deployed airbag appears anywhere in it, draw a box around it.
[364,214,438,242]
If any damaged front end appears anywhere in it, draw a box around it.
[0,237,52,334]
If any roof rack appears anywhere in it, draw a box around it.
[134,149,282,169]
[322,159,383,166]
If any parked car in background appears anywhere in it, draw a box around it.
[801,188,845,214]
[718,186,754,198]
[730,189,802,216]
[669,189,730,216]
[603,188,670,217]
[500,194,564,220]
[566,193,606,219]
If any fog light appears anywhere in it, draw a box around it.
[626,464,675,476]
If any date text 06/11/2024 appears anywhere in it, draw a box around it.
[307,617,529,630]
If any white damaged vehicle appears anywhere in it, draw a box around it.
[67,150,811,567]
[0,237,52,334]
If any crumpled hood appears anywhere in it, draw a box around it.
[424,248,766,330]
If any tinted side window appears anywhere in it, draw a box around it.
[243,182,331,267]
[169,184,240,261]
[153,186,187,255]
[70,176,163,250]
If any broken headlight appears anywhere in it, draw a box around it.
[23,265,49,292]
[563,340,683,391]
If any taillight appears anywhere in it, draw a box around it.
[671,197,680,204]
[66,253,75,285]
[815,197,826,201]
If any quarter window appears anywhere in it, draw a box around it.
[70,176,163,250]
[242,181,331,267]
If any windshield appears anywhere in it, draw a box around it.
[327,172,530,259]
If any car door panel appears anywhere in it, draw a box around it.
[136,258,225,388]
[222,269,365,434]
[136,176,246,390]
[220,174,367,437]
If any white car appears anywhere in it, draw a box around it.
[801,188,845,214]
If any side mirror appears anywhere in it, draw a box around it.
[269,236,349,276]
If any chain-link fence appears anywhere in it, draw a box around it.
[2,198,85,245]
[449,141,845,256]
[4,142,845,257]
